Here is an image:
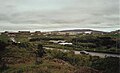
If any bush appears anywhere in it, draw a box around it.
[91,57,119,73]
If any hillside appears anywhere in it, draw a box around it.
[59,29,107,33]
[0,32,119,73]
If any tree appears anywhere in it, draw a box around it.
[37,44,45,57]
[0,40,6,51]
[0,40,8,71]
[35,44,46,64]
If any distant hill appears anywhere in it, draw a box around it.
[60,29,102,32]
[58,29,107,34]
[111,30,120,34]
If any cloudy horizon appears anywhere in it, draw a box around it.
[0,0,119,32]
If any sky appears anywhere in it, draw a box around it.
[0,0,119,32]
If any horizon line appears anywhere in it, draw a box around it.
[0,28,119,33]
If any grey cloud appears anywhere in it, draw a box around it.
[0,0,119,32]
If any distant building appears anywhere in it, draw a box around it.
[35,31,42,35]
[18,31,30,35]
[57,32,78,35]
[1,31,18,37]
[8,32,18,37]
[84,31,92,34]
[110,30,120,34]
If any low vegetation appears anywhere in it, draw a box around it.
[0,33,119,73]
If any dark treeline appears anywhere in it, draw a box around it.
[29,37,64,41]
[71,36,120,49]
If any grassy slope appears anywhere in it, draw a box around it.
[2,58,75,73]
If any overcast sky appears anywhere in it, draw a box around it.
[0,0,119,32]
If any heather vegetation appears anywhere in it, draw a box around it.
[0,33,119,73]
